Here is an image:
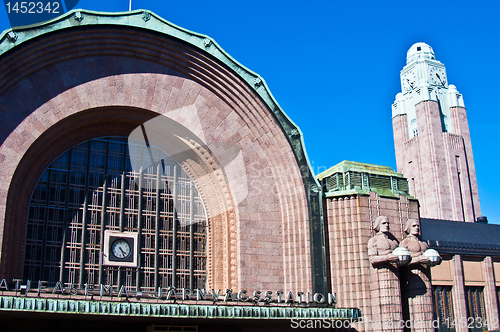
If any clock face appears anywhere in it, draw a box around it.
[402,70,416,91]
[104,231,137,266]
[430,67,447,86]
[111,239,131,259]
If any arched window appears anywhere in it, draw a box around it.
[24,137,207,291]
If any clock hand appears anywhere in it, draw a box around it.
[406,79,414,88]
[120,247,127,256]
[436,73,445,86]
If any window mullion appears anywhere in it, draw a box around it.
[154,162,161,290]
[39,168,52,282]
[117,141,127,291]
[59,151,72,283]
[78,142,92,288]
[98,139,110,285]
[119,142,127,232]
[172,164,178,288]
[136,166,144,292]
[189,180,194,289]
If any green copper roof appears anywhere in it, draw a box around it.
[316,160,405,181]
[0,295,361,320]
[317,161,413,199]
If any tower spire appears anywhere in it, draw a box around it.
[392,43,480,222]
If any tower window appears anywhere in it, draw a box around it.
[417,46,421,51]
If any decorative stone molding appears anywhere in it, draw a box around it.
[74,11,84,22]
[6,31,17,42]
[253,77,262,88]
[142,11,151,22]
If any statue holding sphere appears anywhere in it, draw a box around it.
[400,219,441,266]
[367,215,405,331]
[368,215,408,266]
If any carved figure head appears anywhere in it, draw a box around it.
[404,218,420,236]
[373,216,390,233]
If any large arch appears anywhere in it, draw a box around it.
[0,10,325,293]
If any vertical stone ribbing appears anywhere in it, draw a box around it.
[403,266,434,331]
[393,114,409,174]
[358,195,372,331]
[369,265,403,332]
[415,100,450,220]
[484,257,500,330]
[350,196,362,314]
[393,100,480,222]
[450,106,481,221]
[452,255,468,332]
[340,197,349,307]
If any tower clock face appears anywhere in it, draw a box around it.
[402,70,416,91]
[430,67,446,86]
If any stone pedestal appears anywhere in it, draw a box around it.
[401,265,434,332]
[369,264,404,332]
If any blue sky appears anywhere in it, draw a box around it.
[1,1,499,224]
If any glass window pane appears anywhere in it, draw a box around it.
[24,136,207,292]
[432,285,455,332]
[465,286,486,332]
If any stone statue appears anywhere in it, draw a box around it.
[400,218,435,332]
[400,219,431,265]
[367,215,404,332]
[368,215,399,266]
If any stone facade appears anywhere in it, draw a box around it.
[2,10,499,332]
[0,10,319,295]
[318,162,436,332]
[429,254,500,331]
[392,43,481,222]
[393,100,480,222]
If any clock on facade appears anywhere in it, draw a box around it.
[430,66,447,86]
[401,70,416,91]
[103,231,139,267]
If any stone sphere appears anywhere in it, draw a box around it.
[423,249,442,266]
[393,247,411,266]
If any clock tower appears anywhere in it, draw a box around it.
[392,42,481,222]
